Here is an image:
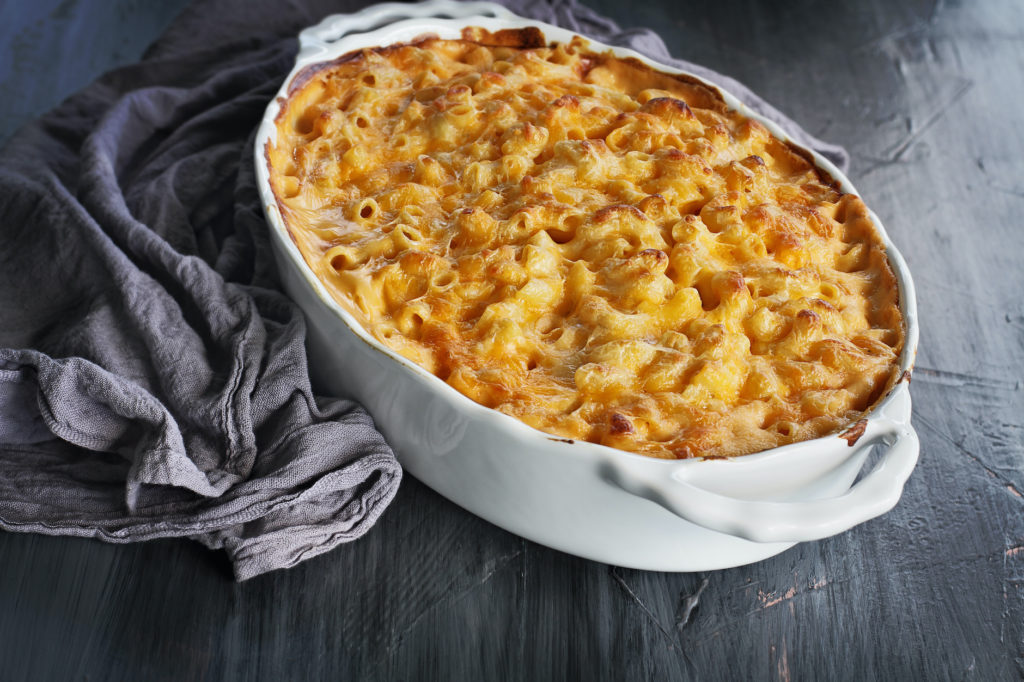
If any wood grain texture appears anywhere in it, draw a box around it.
[0,0,1022,680]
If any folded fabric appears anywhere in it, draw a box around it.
[0,6,401,581]
[0,0,847,580]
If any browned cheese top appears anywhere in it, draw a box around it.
[267,32,904,459]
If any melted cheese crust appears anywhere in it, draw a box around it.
[267,33,904,459]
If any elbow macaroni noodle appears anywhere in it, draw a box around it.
[267,30,904,459]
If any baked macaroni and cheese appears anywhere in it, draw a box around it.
[266,27,904,459]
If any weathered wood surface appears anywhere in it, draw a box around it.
[1,0,1022,679]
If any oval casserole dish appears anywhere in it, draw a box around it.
[254,0,920,571]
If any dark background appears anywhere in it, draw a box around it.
[1,0,1022,679]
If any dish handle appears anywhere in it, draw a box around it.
[297,1,515,59]
[602,416,919,544]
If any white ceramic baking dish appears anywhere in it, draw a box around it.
[254,0,920,571]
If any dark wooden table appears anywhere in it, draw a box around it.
[2,0,1022,679]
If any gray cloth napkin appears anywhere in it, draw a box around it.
[0,0,847,580]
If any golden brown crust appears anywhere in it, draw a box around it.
[460,26,548,48]
[267,34,904,459]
